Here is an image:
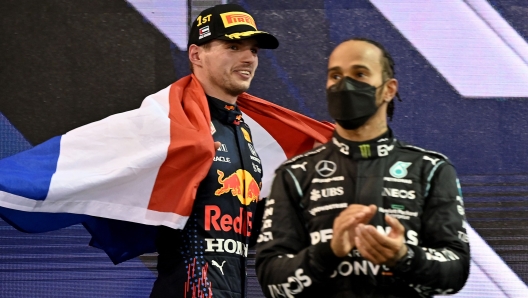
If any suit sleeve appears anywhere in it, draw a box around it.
[248,198,266,248]
[394,162,470,296]
[255,168,343,298]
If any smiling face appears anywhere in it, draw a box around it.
[190,38,259,103]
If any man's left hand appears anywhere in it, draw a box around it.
[354,215,407,266]
[214,141,221,151]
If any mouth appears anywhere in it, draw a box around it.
[234,69,252,79]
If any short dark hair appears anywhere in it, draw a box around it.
[345,38,401,120]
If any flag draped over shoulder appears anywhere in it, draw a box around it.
[0,75,333,264]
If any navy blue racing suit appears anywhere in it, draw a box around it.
[151,95,264,298]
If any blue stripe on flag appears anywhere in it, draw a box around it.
[0,135,158,263]
[84,218,158,264]
[0,207,90,233]
[0,207,157,264]
[0,136,61,200]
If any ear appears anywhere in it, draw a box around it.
[383,78,398,103]
[188,44,203,69]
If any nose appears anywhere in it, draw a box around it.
[240,48,257,65]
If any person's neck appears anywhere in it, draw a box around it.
[335,119,388,142]
[204,90,238,105]
[195,74,238,104]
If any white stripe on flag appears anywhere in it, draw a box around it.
[0,85,191,228]
[242,112,288,198]
[47,86,172,209]
[0,188,188,229]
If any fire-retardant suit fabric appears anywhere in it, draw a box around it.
[151,95,264,298]
[255,130,470,298]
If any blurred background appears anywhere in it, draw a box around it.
[1,0,528,297]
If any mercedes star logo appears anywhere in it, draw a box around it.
[315,160,337,177]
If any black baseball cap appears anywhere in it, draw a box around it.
[187,4,279,49]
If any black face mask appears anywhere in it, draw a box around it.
[327,76,381,130]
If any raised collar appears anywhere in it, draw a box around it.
[331,129,395,159]
[206,95,243,125]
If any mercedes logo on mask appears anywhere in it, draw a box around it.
[315,160,337,177]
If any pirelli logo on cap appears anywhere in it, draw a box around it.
[220,12,257,29]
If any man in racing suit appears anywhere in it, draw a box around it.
[150,4,279,297]
[255,38,470,297]
[151,94,265,298]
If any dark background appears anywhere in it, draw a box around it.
[1,0,527,297]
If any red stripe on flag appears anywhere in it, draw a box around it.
[147,75,332,217]
[238,93,334,158]
[148,76,215,216]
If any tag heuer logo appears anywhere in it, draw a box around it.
[389,161,412,179]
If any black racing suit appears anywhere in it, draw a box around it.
[255,129,470,298]
[151,95,264,298]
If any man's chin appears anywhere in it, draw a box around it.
[226,83,251,97]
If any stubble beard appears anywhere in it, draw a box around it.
[222,73,251,97]
[205,68,252,98]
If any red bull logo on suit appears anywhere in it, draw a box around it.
[204,169,262,250]
[214,169,260,205]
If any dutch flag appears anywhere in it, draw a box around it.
[0,74,333,263]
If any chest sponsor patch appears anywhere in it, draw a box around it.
[378,207,418,220]
[248,143,257,156]
[204,206,253,237]
[310,187,344,201]
[309,203,348,216]
[315,160,337,177]
[250,155,261,164]
[382,188,416,199]
[389,161,412,178]
[204,238,248,257]
[240,127,252,143]
[383,176,413,184]
[311,176,345,183]
[252,163,261,173]
[213,156,230,163]
[217,143,228,152]
[214,169,260,205]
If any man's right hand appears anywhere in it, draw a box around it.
[330,204,377,257]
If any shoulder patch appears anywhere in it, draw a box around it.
[282,144,327,166]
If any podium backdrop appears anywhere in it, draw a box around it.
[1,0,528,297]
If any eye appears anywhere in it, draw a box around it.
[355,70,370,79]
[330,73,342,80]
[353,71,367,79]
[251,48,259,55]
[229,45,239,50]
